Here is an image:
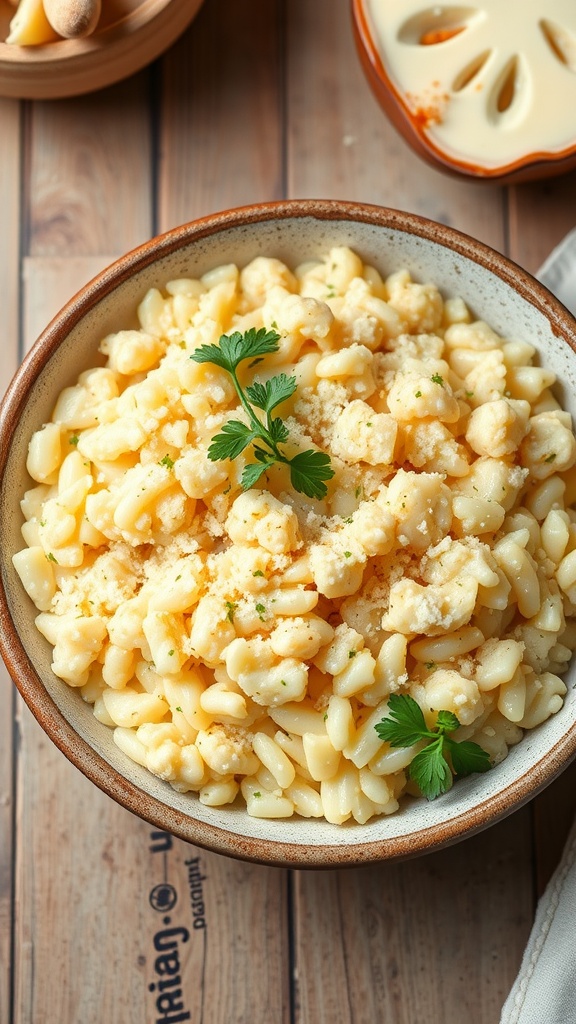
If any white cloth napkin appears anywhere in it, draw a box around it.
[500,230,576,1024]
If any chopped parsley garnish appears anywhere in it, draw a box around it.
[225,601,237,623]
[159,454,175,469]
[190,329,334,499]
[255,602,267,621]
[252,570,265,578]
[375,693,491,801]
[69,434,79,446]
[430,373,444,387]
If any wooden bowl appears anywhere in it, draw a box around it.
[351,0,576,185]
[0,0,204,99]
[2,199,576,866]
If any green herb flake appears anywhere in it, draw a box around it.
[175,706,183,712]
[414,390,422,398]
[430,373,444,387]
[69,434,79,446]
[425,661,437,671]
[46,552,58,563]
[544,453,557,463]
[168,650,175,657]
[254,791,262,798]
[225,600,237,623]
[255,602,267,621]
[375,693,491,801]
[348,649,357,659]
[253,569,265,578]
[344,551,352,558]
[160,454,175,470]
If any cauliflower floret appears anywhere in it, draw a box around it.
[36,612,107,686]
[189,594,236,666]
[196,723,260,776]
[331,400,397,466]
[385,270,443,332]
[386,469,452,552]
[421,537,500,589]
[308,542,365,599]
[422,669,483,726]
[270,292,334,347]
[399,420,469,477]
[461,349,506,406]
[452,457,528,512]
[269,615,334,660]
[387,372,460,423]
[100,330,165,376]
[239,257,297,307]
[383,577,478,636]
[225,490,301,554]
[224,636,308,706]
[175,446,229,498]
[335,277,405,348]
[520,411,576,480]
[444,320,503,352]
[465,398,530,457]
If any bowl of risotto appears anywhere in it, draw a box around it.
[1,198,576,867]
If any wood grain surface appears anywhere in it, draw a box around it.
[2,2,576,1023]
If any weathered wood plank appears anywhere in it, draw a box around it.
[26,73,153,257]
[0,94,23,1024]
[13,69,157,1024]
[293,813,533,1024]
[158,0,284,229]
[285,0,506,252]
[508,173,576,275]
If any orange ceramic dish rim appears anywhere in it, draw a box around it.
[2,198,576,868]
[351,0,576,185]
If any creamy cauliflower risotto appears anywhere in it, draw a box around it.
[12,246,576,824]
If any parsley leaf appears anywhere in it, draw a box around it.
[208,420,257,462]
[289,450,334,500]
[245,373,297,414]
[241,461,270,490]
[375,693,491,801]
[191,327,280,373]
[409,740,453,801]
[191,329,334,499]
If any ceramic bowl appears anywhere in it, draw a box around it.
[1,198,576,867]
[0,0,203,100]
[351,0,576,185]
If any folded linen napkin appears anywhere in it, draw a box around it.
[500,229,576,1024]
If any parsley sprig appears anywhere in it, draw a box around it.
[190,328,334,499]
[375,693,491,801]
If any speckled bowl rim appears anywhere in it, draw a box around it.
[351,0,576,185]
[2,198,576,868]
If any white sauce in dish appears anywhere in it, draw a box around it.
[364,0,576,170]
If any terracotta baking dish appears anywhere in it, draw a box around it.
[352,0,576,185]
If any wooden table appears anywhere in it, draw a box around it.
[2,2,576,1021]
